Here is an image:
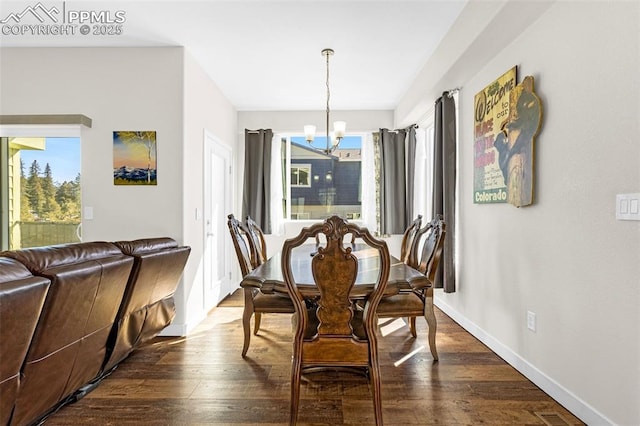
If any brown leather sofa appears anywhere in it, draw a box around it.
[0,238,190,426]
[0,258,51,426]
[103,238,191,373]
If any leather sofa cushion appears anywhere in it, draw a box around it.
[2,241,124,274]
[103,238,190,373]
[114,237,178,256]
[0,257,51,426]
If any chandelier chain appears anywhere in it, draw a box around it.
[325,49,331,151]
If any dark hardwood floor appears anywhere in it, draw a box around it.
[46,290,584,425]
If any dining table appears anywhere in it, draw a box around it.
[240,242,438,352]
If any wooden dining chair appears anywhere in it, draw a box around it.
[282,215,390,426]
[226,214,294,357]
[376,215,446,360]
[400,214,423,268]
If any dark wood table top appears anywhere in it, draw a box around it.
[241,243,429,298]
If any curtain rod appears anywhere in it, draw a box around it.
[245,129,272,134]
[446,88,460,98]
[379,124,418,133]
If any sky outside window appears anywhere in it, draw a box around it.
[291,135,362,149]
[20,137,81,183]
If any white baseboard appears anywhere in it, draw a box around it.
[158,323,186,337]
[158,310,208,337]
[434,298,612,426]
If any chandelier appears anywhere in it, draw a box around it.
[304,48,346,155]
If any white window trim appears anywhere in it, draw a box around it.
[0,125,81,138]
[290,163,312,188]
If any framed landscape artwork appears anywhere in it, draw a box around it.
[113,131,157,185]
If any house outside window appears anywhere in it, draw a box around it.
[282,135,362,221]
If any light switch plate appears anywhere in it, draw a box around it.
[616,194,640,221]
[527,311,536,332]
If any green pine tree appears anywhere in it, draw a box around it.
[26,160,44,219]
[56,180,80,221]
[41,163,62,220]
[19,158,34,221]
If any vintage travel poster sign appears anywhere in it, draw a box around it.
[473,66,517,204]
[474,66,543,207]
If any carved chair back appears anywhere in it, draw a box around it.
[415,215,446,283]
[400,214,423,268]
[227,214,253,277]
[245,215,267,268]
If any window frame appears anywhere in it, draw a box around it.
[290,163,312,188]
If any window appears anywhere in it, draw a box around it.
[414,120,434,221]
[1,136,81,250]
[414,90,459,224]
[282,135,363,221]
[290,164,311,187]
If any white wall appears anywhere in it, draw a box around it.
[396,2,640,425]
[180,51,237,332]
[0,47,185,243]
[238,110,393,134]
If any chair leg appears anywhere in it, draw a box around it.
[289,352,303,425]
[423,291,438,361]
[253,313,262,335]
[408,316,417,338]
[242,289,255,357]
[369,353,384,426]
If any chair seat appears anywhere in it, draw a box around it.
[376,292,424,317]
[253,292,295,312]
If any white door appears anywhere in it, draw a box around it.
[203,130,233,310]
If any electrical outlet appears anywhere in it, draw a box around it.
[84,206,93,220]
[527,311,536,332]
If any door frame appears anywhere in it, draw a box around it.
[202,129,234,310]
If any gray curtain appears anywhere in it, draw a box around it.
[433,94,456,293]
[378,126,417,235]
[242,129,272,233]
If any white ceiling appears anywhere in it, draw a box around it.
[0,0,468,111]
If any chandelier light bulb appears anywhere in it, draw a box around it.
[333,121,346,139]
[304,125,316,142]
